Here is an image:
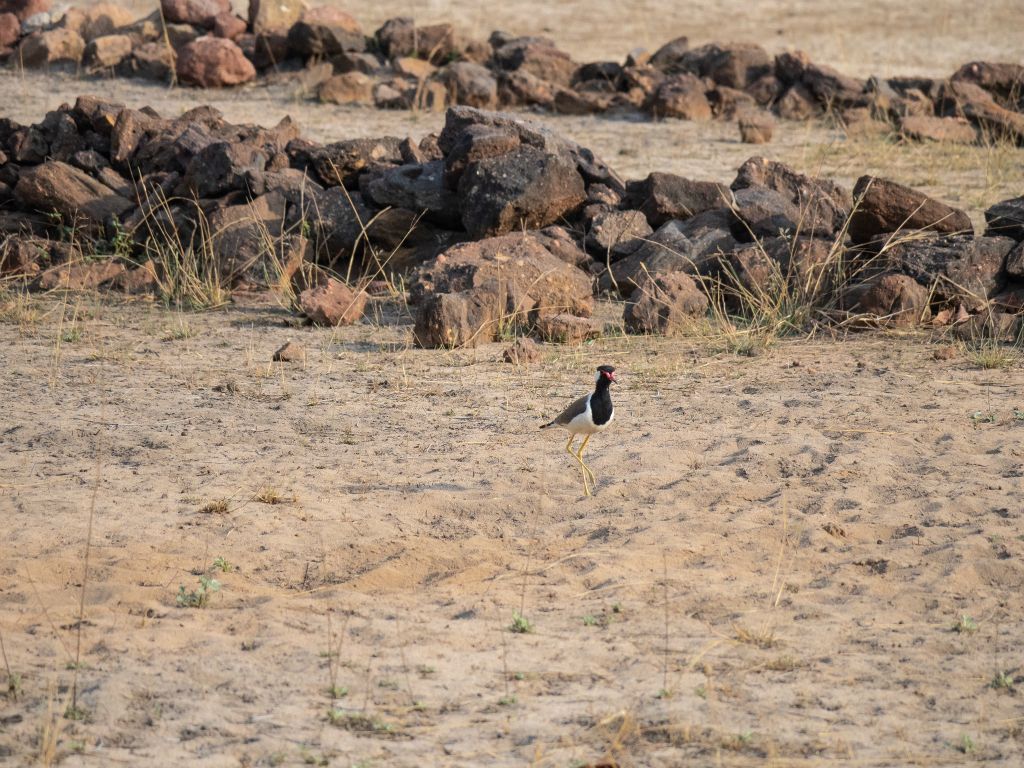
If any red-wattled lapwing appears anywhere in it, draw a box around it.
[540,365,616,496]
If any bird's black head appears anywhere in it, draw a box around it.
[596,365,616,385]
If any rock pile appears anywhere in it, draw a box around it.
[3,1,1023,146]
[1,96,1023,344]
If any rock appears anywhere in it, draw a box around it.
[160,0,229,29]
[331,49,384,76]
[37,260,126,291]
[457,145,586,238]
[503,337,541,364]
[624,272,708,334]
[677,42,772,89]
[732,156,851,238]
[585,209,652,260]
[649,35,688,71]
[393,56,435,81]
[213,13,246,41]
[531,226,589,268]
[553,87,615,115]
[0,235,47,276]
[123,42,175,81]
[938,80,1024,145]
[207,191,295,287]
[414,290,498,348]
[288,186,373,261]
[83,34,132,71]
[441,62,498,109]
[498,69,556,107]
[59,3,135,42]
[492,35,576,87]
[288,7,365,56]
[184,140,266,197]
[843,271,931,326]
[249,0,302,35]
[984,196,1024,241]
[298,278,367,326]
[738,113,774,143]
[747,74,782,106]
[364,160,460,227]
[311,136,403,188]
[442,123,521,187]
[989,284,1024,313]
[535,313,602,343]
[372,78,417,110]
[272,340,305,362]
[951,61,1024,109]
[108,258,158,294]
[0,12,17,48]
[1005,242,1024,278]
[625,172,729,227]
[606,210,738,295]
[775,83,821,120]
[318,72,374,104]
[728,186,802,240]
[952,311,1021,342]
[0,0,46,22]
[899,115,977,144]
[14,161,133,234]
[849,176,973,243]
[884,234,1015,309]
[177,36,256,87]
[646,73,712,120]
[241,31,289,69]
[376,18,458,64]
[16,28,84,67]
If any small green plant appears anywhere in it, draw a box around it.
[1014,409,1024,421]
[5,671,23,701]
[991,670,1015,691]
[61,326,82,344]
[582,615,599,627]
[326,710,393,733]
[694,684,706,699]
[327,685,348,699]
[64,704,88,722]
[962,339,1019,370]
[953,614,979,634]
[970,410,996,426]
[416,665,436,677]
[958,734,975,754]
[509,612,533,634]
[212,556,233,573]
[162,321,194,341]
[497,695,517,706]
[176,575,221,608]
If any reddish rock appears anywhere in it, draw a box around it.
[0,236,47,276]
[441,62,498,109]
[844,272,931,326]
[625,172,728,227]
[37,260,126,291]
[249,0,302,35]
[849,176,973,243]
[123,41,175,81]
[160,0,228,29]
[16,28,84,67]
[109,259,158,294]
[177,36,256,88]
[738,113,775,144]
[318,72,374,104]
[0,0,48,22]
[457,146,586,238]
[0,12,18,48]
[310,136,403,188]
[646,73,712,120]
[624,272,709,334]
[58,3,135,42]
[414,290,498,348]
[585,209,652,260]
[951,61,1024,108]
[535,313,603,343]
[775,83,821,120]
[298,278,367,326]
[939,79,1024,145]
[14,161,133,233]
[392,56,436,81]
[503,337,541,364]
[213,13,246,41]
[376,18,459,65]
[648,35,689,71]
[492,35,576,87]
[1004,241,1024,277]
[272,340,305,362]
[899,115,977,144]
[678,42,772,89]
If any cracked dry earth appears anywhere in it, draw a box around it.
[1,294,1023,766]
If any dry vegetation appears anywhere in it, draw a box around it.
[2,1,1024,766]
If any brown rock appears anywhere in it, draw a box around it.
[177,36,256,87]
[493,36,576,87]
[899,115,977,144]
[457,146,586,238]
[37,260,126,291]
[0,235,47,276]
[984,196,1024,241]
[585,209,652,260]
[123,41,175,81]
[373,78,416,110]
[503,337,541,364]
[677,42,771,89]
[951,61,1024,108]
[623,272,709,334]
[535,313,602,343]
[775,83,821,120]
[213,13,246,41]
[14,161,133,234]
[160,0,228,29]
[646,73,712,120]
[83,34,132,71]
[272,340,305,362]
[249,0,302,35]
[625,172,728,227]
[298,278,367,326]
[109,259,158,294]
[414,290,498,348]
[441,62,498,109]
[738,113,775,144]
[376,18,459,65]
[207,191,292,287]
[58,3,135,42]
[1004,241,1024,277]
[318,72,374,104]
[288,7,365,56]
[0,12,20,48]
[16,28,84,67]
[939,79,1024,145]
[393,56,436,81]
[844,272,931,326]
[0,0,47,22]
[849,176,973,243]
[648,36,689,71]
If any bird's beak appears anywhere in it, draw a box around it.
[608,371,617,383]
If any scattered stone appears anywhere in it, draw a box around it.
[625,172,729,227]
[288,6,365,56]
[534,313,602,343]
[585,209,652,260]
[441,62,498,109]
[83,34,132,71]
[160,0,228,29]
[646,73,712,120]
[272,340,305,362]
[849,176,973,243]
[14,161,133,233]
[899,115,977,144]
[844,271,931,326]
[177,36,256,88]
[37,259,125,291]
[249,0,302,35]
[502,337,541,364]
[318,72,374,104]
[16,28,84,67]
[738,112,774,143]
[298,278,367,326]
[984,196,1024,241]
[732,156,851,237]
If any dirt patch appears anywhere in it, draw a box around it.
[1,293,1023,765]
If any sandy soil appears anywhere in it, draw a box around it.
[1,292,1023,767]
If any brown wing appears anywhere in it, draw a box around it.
[551,394,589,426]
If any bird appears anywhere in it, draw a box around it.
[540,365,616,496]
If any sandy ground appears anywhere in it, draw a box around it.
[2,2,1024,766]
[1,293,1023,767]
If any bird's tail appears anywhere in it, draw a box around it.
[539,420,555,429]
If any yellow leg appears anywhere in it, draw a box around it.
[576,435,597,490]
[566,435,592,496]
